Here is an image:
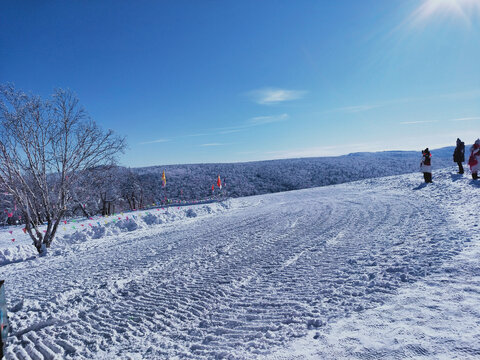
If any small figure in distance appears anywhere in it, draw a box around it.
[453,138,465,174]
[468,139,480,180]
[420,148,433,183]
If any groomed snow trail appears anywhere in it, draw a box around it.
[267,170,480,360]
[1,168,474,359]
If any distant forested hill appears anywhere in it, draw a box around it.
[0,146,459,224]
[134,147,456,200]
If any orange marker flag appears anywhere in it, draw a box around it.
[217,175,222,189]
[162,170,167,187]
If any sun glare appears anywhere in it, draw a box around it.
[412,0,480,23]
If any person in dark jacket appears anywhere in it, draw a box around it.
[420,148,432,183]
[453,138,465,174]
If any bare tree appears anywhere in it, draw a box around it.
[0,84,126,254]
[94,166,122,216]
[119,168,144,211]
[69,165,119,217]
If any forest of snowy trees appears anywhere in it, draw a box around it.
[135,147,455,200]
[1,148,456,229]
[4,147,457,227]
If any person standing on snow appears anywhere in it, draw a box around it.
[453,138,465,174]
[420,148,433,183]
[468,139,480,180]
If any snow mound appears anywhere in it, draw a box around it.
[186,208,197,218]
[0,244,36,266]
[114,218,139,232]
[0,200,231,264]
[142,213,164,225]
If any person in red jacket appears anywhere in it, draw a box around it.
[420,148,432,183]
[468,139,480,180]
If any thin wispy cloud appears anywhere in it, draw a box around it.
[185,133,209,137]
[212,113,290,135]
[332,104,382,113]
[327,89,480,115]
[139,138,170,145]
[247,113,289,125]
[181,113,289,140]
[200,143,226,147]
[400,120,438,125]
[450,116,480,121]
[435,89,480,101]
[218,129,243,135]
[247,88,306,105]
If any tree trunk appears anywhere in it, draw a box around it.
[102,199,107,216]
[78,204,90,218]
[24,211,64,254]
[26,222,45,255]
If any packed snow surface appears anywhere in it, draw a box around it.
[1,167,479,359]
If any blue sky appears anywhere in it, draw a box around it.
[1,0,480,166]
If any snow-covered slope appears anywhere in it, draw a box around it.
[1,167,479,359]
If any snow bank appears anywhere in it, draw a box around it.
[0,243,36,266]
[0,200,231,265]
